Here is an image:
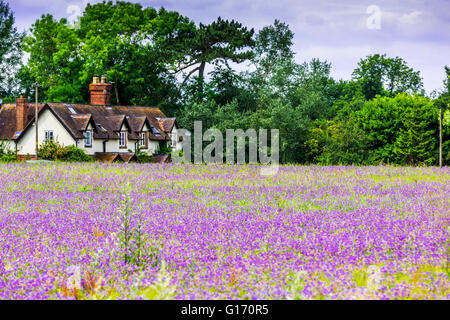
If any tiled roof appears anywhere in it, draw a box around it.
[70,114,92,131]
[153,154,171,163]
[0,104,45,140]
[158,118,177,133]
[94,152,138,163]
[94,152,120,162]
[0,102,172,142]
[48,103,169,141]
[128,116,147,132]
[105,115,126,131]
[118,153,138,163]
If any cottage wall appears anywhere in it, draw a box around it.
[171,127,183,151]
[77,123,103,155]
[148,141,160,154]
[17,109,76,156]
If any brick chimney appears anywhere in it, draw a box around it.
[89,75,112,106]
[16,95,29,132]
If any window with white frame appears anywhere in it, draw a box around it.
[119,131,127,148]
[44,131,54,142]
[85,130,92,147]
[140,132,148,149]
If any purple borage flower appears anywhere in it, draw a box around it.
[0,164,448,299]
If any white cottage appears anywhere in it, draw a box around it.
[0,76,182,162]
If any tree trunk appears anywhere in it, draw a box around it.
[198,61,206,98]
[114,81,121,106]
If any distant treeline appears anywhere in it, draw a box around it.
[0,1,448,166]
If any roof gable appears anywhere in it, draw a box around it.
[0,104,46,140]
[5,104,81,141]
[70,114,95,132]
[158,118,177,133]
[106,115,127,132]
[128,116,150,132]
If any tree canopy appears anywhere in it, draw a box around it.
[171,17,254,97]
[0,0,24,99]
[1,1,447,166]
[352,53,424,100]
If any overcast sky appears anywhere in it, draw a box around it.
[7,0,450,94]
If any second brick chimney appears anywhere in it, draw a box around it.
[16,95,29,132]
[89,75,112,106]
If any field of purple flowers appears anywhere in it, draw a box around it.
[0,164,449,300]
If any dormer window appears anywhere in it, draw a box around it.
[151,127,161,136]
[119,131,127,148]
[140,132,148,149]
[85,130,92,147]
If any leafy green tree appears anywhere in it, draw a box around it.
[18,6,446,167]
[177,99,215,133]
[291,59,341,120]
[246,20,298,104]
[22,2,189,112]
[210,20,314,167]
[357,95,402,164]
[331,80,366,120]
[177,99,246,134]
[304,118,369,165]
[179,19,300,164]
[433,66,450,165]
[393,100,438,166]
[444,109,450,164]
[206,66,256,112]
[445,66,450,92]
[78,1,156,103]
[23,14,82,102]
[323,119,369,165]
[0,0,24,99]
[14,66,37,101]
[352,54,423,100]
[172,17,254,97]
[248,99,308,163]
[358,93,437,165]
[76,2,187,110]
[253,19,294,81]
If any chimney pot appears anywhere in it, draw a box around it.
[90,75,112,106]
